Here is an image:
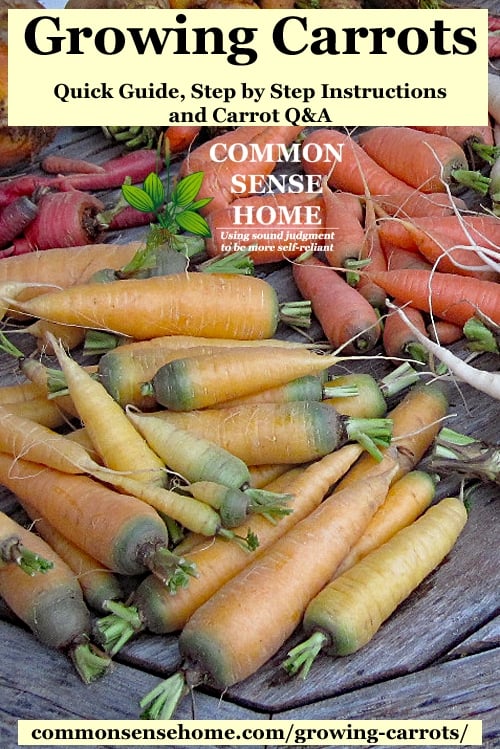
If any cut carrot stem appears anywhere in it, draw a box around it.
[0,512,54,575]
[430,427,500,485]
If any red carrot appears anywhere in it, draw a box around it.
[292,255,381,353]
[55,149,162,192]
[41,154,106,175]
[354,197,387,308]
[12,190,104,253]
[105,205,156,232]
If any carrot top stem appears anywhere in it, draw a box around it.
[281,630,328,680]
[0,536,54,576]
[96,600,145,656]
[431,427,500,485]
[345,416,393,461]
[141,548,198,594]
[279,300,312,328]
[451,169,491,195]
[69,640,113,685]
[463,317,499,353]
[471,142,500,165]
[378,362,421,399]
[197,251,254,275]
[140,672,190,721]
[322,383,359,399]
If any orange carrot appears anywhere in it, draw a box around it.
[358,127,469,193]
[292,255,381,353]
[383,243,433,272]
[21,506,123,615]
[411,125,494,148]
[0,509,111,682]
[302,128,412,197]
[368,268,500,328]
[337,380,449,488]
[6,273,310,340]
[382,302,430,363]
[354,197,387,308]
[139,465,396,717]
[0,453,177,581]
[164,125,201,157]
[370,190,467,218]
[427,319,463,346]
[319,182,365,270]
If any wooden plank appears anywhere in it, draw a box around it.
[277,648,500,747]
[0,619,269,749]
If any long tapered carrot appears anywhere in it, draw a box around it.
[142,346,340,410]
[368,269,500,327]
[95,444,365,655]
[145,401,393,465]
[282,496,467,677]
[46,334,166,486]
[358,127,469,193]
[140,465,396,717]
[321,183,365,270]
[302,128,412,196]
[292,256,381,354]
[5,273,311,340]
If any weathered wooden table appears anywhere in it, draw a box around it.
[1,18,499,748]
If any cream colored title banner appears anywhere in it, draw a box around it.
[8,9,488,127]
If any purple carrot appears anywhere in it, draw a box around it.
[0,197,38,249]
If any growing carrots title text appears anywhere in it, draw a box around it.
[8,8,488,127]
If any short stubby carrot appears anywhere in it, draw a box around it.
[7,273,307,341]
[358,127,469,194]
[0,513,112,683]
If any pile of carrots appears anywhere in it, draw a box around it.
[0,110,497,717]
